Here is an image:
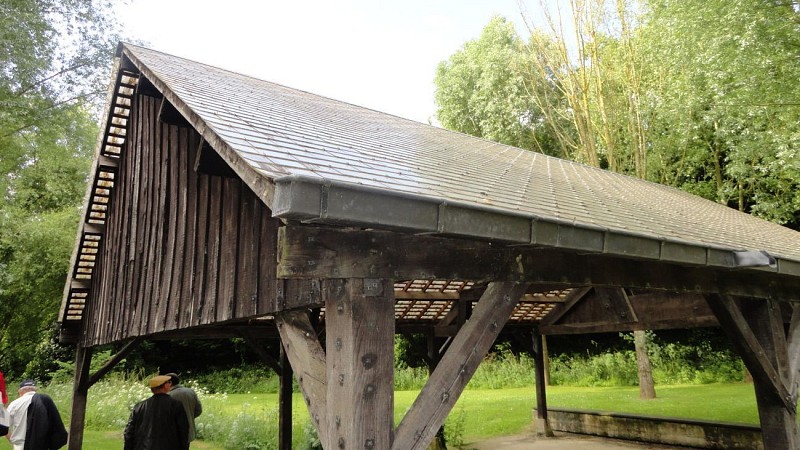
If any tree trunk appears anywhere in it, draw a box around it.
[634,330,656,399]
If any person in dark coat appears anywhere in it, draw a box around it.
[6,380,67,450]
[124,375,189,450]
[165,373,202,444]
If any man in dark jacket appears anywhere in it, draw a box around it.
[124,375,189,450]
[6,380,67,450]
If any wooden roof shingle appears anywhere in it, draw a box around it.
[118,43,800,274]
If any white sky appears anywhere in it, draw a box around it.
[117,0,534,124]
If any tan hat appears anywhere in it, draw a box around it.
[148,375,172,388]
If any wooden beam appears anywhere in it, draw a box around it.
[540,291,719,334]
[532,331,553,437]
[705,294,798,449]
[87,337,143,387]
[392,282,529,450]
[705,295,793,410]
[277,226,800,301]
[279,346,293,450]
[275,309,330,450]
[326,279,395,450]
[68,345,92,450]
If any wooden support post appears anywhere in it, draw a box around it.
[326,278,395,450]
[706,294,799,449]
[279,344,293,450]
[69,338,142,450]
[276,308,330,450]
[532,331,553,437]
[68,345,92,450]
[393,282,529,450]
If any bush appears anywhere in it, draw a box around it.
[194,365,281,394]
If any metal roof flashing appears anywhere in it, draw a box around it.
[271,175,788,274]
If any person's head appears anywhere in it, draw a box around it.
[148,375,172,394]
[165,372,180,386]
[18,379,37,395]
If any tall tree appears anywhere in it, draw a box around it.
[0,0,121,377]
[434,16,559,154]
[638,0,800,227]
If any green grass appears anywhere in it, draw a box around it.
[0,383,760,449]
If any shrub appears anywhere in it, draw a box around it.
[194,365,281,394]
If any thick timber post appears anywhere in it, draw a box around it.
[532,330,553,437]
[326,278,395,449]
[279,345,293,450]
[68,345,92,450]
[706,294,799,449]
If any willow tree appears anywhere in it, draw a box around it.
[434,16,561,155]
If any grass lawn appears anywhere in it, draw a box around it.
[0,383,760,449]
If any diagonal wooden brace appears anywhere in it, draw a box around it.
[392,281,530,450]
[275,309,329,449]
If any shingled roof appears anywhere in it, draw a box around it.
[65,40,800,311]
[110,43,800,275]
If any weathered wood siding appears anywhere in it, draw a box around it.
[81,91,279,346]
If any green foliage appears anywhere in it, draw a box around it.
[466,343,536,389]
[438,2,800,228]
[193,365,282,394]
[638,0,800,226]
[434,16,553,152]
[549,351,639,386]
[443,405,468,449]
[220,405,279,450]
[0,0,122,377]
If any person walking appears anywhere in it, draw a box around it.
[124,375,188,450]
[6,380,68,450]
[0,371,7,405]
[165,373,202,444]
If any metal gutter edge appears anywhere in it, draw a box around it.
[271,175,794,275]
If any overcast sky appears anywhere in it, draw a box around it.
[118,0,534,124]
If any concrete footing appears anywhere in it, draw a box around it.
[535,408,763,449]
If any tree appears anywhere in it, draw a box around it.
[0,0,121,377]
[434,16,559,154]
[638,0,800,228]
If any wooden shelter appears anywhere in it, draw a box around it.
[60,43,800,449]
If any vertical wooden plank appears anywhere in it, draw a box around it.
[163,124,182,329]
[134,94,154,336]
[279,345,293,450]
[146,109,167,334]
[217,177,240,322]
[393,282,529,450]
[124,93,144,338]
[326,278,395,450]
[201,176,222,324]
[190,173,210,327]
[257,211,277,316]
[532,331,553,437]
[235,189,259,318]
[68,345,92,450]
[179,131,200,329]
